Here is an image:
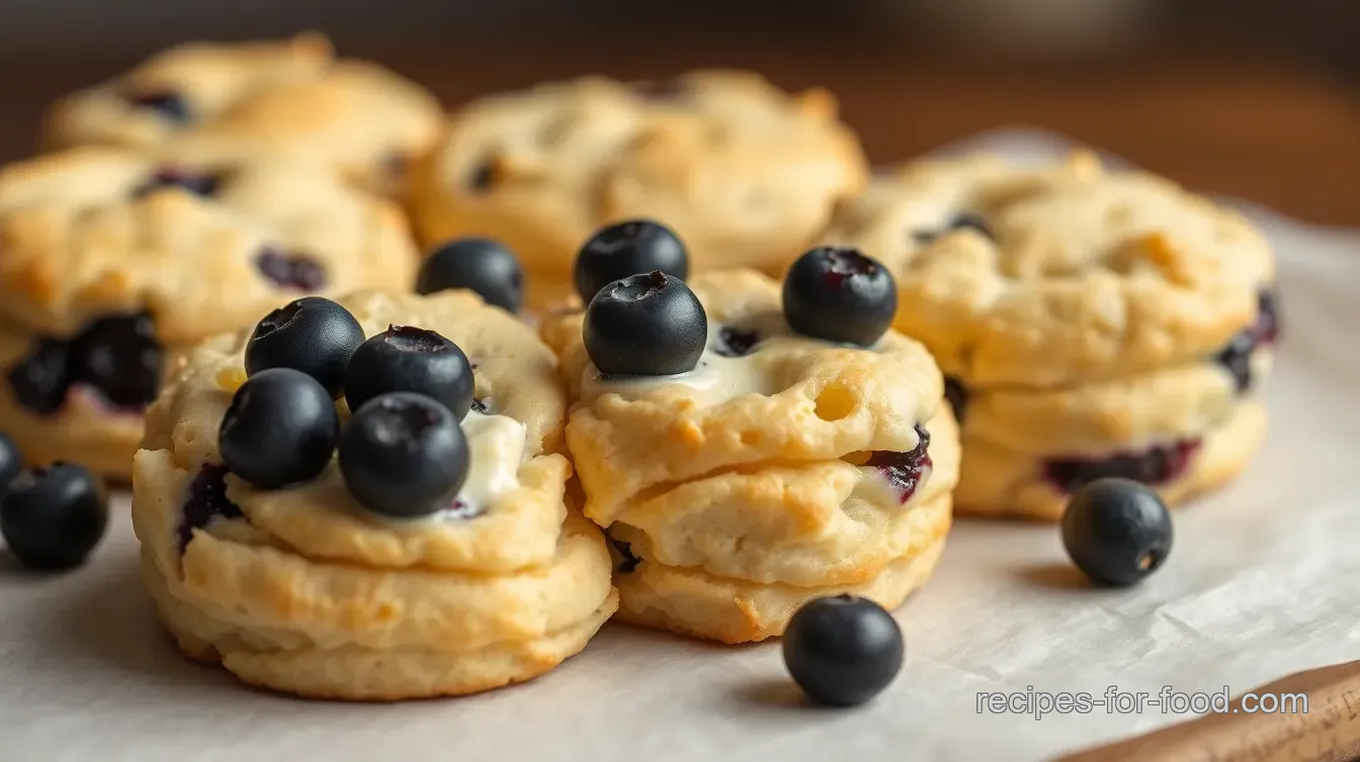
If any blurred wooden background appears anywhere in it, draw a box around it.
[0,0,1356,225]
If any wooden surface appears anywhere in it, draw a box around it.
[1055,660,1360,762]
[0,46,1356,226]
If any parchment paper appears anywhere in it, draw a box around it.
[2,131,1357,762]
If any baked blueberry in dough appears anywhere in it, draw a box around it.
[818,150,1277,520]
[546,266,959,643]
[132,290,616,700]
[0,147,417,478]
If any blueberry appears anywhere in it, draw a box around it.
[863,425,933,505]
[783,247,897,347]
[912,212,992,244]
[133,168,220,199]
[782,594,904,707]
[1045,440,1199,493]
[0,433,20,495]
[219,368,340,489]
[69,313,161,408]
[127,90,193,123]
[343,326,475,420]
[467,160,495,192]
[1061,478,1173,587]
[8,339,71,415]
[943,376,969,423]
[713,326,760,358]
[177,464,243,552]
[1212,329,1256,393]
[584,271,707,377]
[244,297,364,397]
[338,392,470,519]
[416,238,525,313]
[604,530,641,574]
[1256,288,1280,345]
[254,248,327,291]
[574,220,689,303]
[0,462,108,570]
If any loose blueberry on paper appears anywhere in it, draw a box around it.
[339,392,470,519]
[783,247,897,347]
[584,271,707,377]
[0,462,108,570]
[344,326,475,419]
[574,219,689,303]
[219,368,340,490]
[244,297,365,398]
[416,238,525,314]
[1061,478,1173,587]
[783,594,904,707]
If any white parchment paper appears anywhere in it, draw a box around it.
[2,132,1357,762]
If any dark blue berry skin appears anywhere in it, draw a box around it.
[8,339,71,415]
[0,463,108,570]
[574,220,689,303]
[218,368,340,490]
[783,247,897,347]
[254,249,327,292]
[133,168,220,199]
[244,297,364,398]
[0,434,21,496]
[127,91,193,123]
[69,313,162,408]
[782,594,904,707]
[177,464,243,553]
[584,271,707,377]
[7,314,161,415]
[913,212,993,244]
[343,326,475,420]
[943,377,969,423]
[338,392,470,519]
[1061,478,1173,587]
[417,238,525,313]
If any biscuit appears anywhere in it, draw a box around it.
[411,71,868,306]
[44,34,442,197]
[132,290,617,699]
[550,270,958,643]
[819,151,1278,519]
[0,147,417,478]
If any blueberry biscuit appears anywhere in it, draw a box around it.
[548,260,959,644]
[44,33,442,197]
[818,151,1276,520]
[132,290,616,700]
[411,71,869,307]
[0,147,418,477]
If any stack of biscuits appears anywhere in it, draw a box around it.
[549,271,960,643]
[819,151,1276,520]
[133,291,616,699]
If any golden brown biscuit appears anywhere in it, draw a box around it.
[0,148,417,478]
[132,290,616,699]
[412,71,868,306]
[44,34,442,197]
[551,270,958,643]
[819,151,1278,519]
